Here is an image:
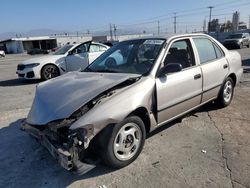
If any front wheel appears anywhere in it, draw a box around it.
[239,43,243,49]
[41,64,59,80]
[100,116,146,168]
[216,77,234,107]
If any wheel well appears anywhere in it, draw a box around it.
[128,107,151,134]
[228,73,236,86]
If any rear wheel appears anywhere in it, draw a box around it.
[41,64,59,80]
[100,116,146,168]
[216,77,234,107]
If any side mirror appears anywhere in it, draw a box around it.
[157,63,182,77]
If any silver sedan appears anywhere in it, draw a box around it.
[21,34,243,172]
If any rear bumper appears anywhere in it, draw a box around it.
[20,122,96,172]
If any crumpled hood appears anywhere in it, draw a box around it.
[26,71,139,125]
[22,55,65,65]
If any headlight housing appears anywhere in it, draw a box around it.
[24,63,40,68]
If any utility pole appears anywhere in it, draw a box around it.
[208,6,214,32]
[249,15,250,29]
[157,20,160,35]
[113,24,117,40]
[110,24,113,41]
[174,13,177,33]
[203,19,207,32]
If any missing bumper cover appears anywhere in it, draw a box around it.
[20,123,96,172]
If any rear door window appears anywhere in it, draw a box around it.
[193,38,217,64]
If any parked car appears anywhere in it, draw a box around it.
[27,48,50,55]
[16,41,109,80]
[51,47,60,52]
[0,50,5,57]
[222,33,250,49]
[21,34,242,172]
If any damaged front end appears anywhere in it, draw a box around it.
[21,72,141,172]
[21,118,96,172]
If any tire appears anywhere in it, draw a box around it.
[239,43,243,49]
[216,77,234,107]
[41,64,60,80]
[100,116,146,168]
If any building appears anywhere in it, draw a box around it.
[220,21,233,32]
[0,33,153,54]
[208,19,220,32]
[238,22,247,30]
[92,34,153,43]
[0,35,92,54]
[232,11,240,32]
[53,34,92,47]
[0,36,57,54]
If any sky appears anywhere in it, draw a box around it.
[1,0,250,35]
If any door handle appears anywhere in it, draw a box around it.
[223,64,228,69]
[194,74,201,80]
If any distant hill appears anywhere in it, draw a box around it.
[0,28,151,40]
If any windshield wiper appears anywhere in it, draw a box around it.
[82,67,93,72]
[95,70,119,73]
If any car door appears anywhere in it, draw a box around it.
[65,42,90,71]
[88,44,108,64]
[156,38,203,124]
[192,37,229,103]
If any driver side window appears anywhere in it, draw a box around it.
[164,39,195,69]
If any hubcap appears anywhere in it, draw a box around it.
[113,123,142,161]
[223,81,232,103]
[44,66,58,79]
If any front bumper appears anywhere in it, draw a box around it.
[16,66,41,79]
[20,122,96,172]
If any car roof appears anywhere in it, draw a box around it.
[120,33,211,42]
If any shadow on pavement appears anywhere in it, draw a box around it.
[147,102,219,138]
[0,79,40,87]
[0,119,114,188]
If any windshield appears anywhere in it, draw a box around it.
[53,45,73,55]
[85,39,165,75]
[228,34,243,39]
